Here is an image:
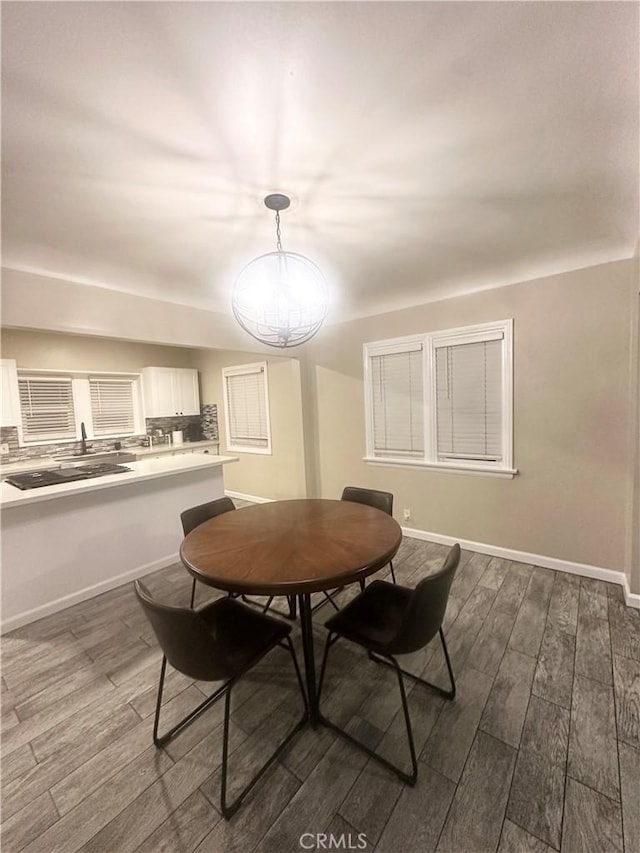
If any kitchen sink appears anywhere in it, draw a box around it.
[55,451,137,465]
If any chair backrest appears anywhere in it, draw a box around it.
[134,580,227,681]
[180,496,235,536]
[386,543,461,655]
[341,486,393,517]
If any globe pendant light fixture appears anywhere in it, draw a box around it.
[231,193,328,348]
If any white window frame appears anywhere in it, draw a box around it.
[17,374,77,444]
[222,362,272,455]
[16,369,145,446]
[363,320,516,478]
[89,376,138,437]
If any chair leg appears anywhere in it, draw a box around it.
[261,596,275,613]
[242,595,297,621]
[220,685,234,816]
[323,591,341,611]
[220,637,308,819]
[390,655,418,783]
[189,578,197,609]
[311,590,341,614]
[368,628,456,699]
[152,656,230,747]
[317,638,418,785]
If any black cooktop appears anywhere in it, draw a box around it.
[5,463,132,490]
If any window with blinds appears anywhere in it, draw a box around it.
[89,378,135,436]
[16,370,143,446]
[364,320,513,474]
[18,376,76,442]
[370,346,424,457]
[222,363,271,453]
[435,338,503,461]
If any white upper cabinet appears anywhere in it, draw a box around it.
[1,359,20,427]
[142,367,200,417]
[143,367,174,417]
[173,368,200,416]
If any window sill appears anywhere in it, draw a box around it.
[363,457,517,479]
[226,445,272,456]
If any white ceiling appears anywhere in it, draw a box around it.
[2,1,638,325]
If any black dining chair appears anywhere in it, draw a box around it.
[341,487,397,584]
[311,486,398,616]
[180,497,296,619]
[134,579,307,819]
[317,543,461,785]
[181,497,236,609]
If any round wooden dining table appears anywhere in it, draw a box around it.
[180,498,403,724]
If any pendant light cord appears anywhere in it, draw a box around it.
[275,210,283,252]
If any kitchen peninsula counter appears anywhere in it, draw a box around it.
[0,439,220,478]
[1,454,238,632]
[1,453,235,508]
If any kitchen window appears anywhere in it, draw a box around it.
[363,320,515,476]
[17,370,144,445]
[222,362,271,454]
[89,377,136,436]
[18,375,76,443]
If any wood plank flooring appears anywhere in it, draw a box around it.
[2,534,640,853]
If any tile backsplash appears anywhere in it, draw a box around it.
[146,415,202,442]
[1,406,218,462]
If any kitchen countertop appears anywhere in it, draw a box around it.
[1,453,237,508]
[133,439,219,457]
[0,440,220,476]
[1,456,61,475]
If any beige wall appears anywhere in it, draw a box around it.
[194,349,307,501]
[0,328,200,373]
[302,260,636,578]
[1,268,270,353]
[624,244,640,594]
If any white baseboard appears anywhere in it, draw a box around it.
[625,589,640,609]
[1,554,179,634]
[401,526,639,610]
[224,490,274,504]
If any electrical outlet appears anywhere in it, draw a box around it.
[1,443,10,455]
[403,508,411,521]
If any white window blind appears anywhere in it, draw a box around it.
[435,338,503,461]
[370,347,424,457]
[224,367,269,449]
[364,321,513,475]
[18,376,76,442]
[90,378,135,436]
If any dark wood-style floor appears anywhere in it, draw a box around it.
[1,533,639,853]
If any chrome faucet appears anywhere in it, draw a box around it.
[79,421,92,455]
